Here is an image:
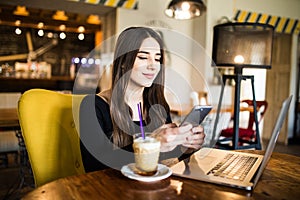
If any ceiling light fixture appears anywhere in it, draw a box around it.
[13,6,29,16]
[165,0,206,20]
[53,10,68,21]
[87,15,101,25]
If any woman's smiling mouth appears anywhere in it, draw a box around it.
[143,73,155,79]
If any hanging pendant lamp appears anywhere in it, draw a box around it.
[165,0,206,20]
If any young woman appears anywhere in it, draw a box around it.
[79,26,205,172]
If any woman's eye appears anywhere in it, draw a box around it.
[137,56,147,60]
[137,55,161,62]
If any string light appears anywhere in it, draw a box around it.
[37,22,44,29]
[15,27,22,35]
[59,24,66,31]
[38,29,44,37]
[78,33,84,40]
[15,20,21,26]
[77,26,85,33]
[59,32,66,39]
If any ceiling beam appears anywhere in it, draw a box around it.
[0,0,115,16]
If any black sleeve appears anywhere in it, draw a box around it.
[79,95,134,172]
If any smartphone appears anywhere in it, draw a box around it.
[180,105,213,127]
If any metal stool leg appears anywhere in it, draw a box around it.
[15,130,34,189]
[215,69,262,150]
[250,77,262,150]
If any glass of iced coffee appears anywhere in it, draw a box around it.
[133,133,161,176]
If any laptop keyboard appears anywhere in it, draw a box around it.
[207,153,258,181]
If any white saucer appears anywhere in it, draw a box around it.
[121,163,172,182]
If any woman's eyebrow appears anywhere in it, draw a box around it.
[138,50,161,55]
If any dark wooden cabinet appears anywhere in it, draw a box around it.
[0,77,74,93]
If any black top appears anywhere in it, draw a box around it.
[79,95,184,173]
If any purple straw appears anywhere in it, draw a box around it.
[137,102,145,139]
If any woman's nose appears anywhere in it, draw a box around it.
[147,56,157,69]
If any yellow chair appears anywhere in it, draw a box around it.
[18,89,86,187]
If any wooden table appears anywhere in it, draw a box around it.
[0,108,19,128]
[22,151,300,200]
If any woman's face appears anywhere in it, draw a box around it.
[129,37,161,88]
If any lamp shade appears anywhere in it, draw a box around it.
[212,22,274,69]
[165,0,206,20]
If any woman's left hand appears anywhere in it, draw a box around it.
[181,125,205,151]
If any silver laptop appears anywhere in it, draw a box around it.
[171,95,293,191]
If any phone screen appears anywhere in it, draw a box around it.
[180,105,213,127]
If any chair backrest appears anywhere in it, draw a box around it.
[18,89,86,187]
[241,99,268,130]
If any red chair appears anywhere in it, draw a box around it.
[217,100,268,149]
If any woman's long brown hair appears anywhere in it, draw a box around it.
[110,27,170,147]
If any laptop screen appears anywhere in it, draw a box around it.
[252,95,292,187]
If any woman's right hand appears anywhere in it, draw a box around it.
[151,123,194,152]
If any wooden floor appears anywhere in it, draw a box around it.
[1,142,300,200]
